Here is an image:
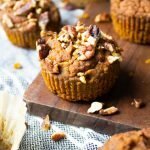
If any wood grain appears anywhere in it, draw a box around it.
[24,1,150,135]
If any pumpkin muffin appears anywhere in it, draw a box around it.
[37,23,122,101]
[0,0,60,49]
[102,128,150,150]
[111,0,150,44]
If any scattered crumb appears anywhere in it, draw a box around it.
[25,122,29,129]
[99,106,119,115]
[94,12,111,23]
[131,99,144,108]
[13,62,22,69]
[145,59,150,64]
[41,115,51,131]
[78,13,89,19]
[51,132,66,141]
[87,102,104,114]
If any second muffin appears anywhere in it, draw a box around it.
[0,0,60,49]
[111,0,150,44]
[37,23,122,101]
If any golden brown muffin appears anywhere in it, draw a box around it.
[37,23,122,101]
[0,0,61,49]
[102,128,150,150]
[111,0,150,44]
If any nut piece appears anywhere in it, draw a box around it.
[2,14,14,28]
[41,115,51,131]
[131,99,144,108]
[87,102,104,114]
[99,106,119,115]
[51,132,66,141]
[14,62,22,69]
[94,12,111,23]
[79,76,86,84]
[107,56,120,64]
[39,11,49,30]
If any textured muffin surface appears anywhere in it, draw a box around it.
[0,0,60,31]
[111,0,150,44]
[111,0,150,16]
[37,23,122,101]
[103,128,150,150]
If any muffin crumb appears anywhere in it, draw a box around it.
[14,62,22,69]
[99,106,119,115]
[41,115,51,131]
[131,99,144,108]
[87,102,104,114]
[51,132,66,141]
[94,12,111,23]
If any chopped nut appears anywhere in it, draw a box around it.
[94,12,111,23]
[107,56,120,64]
[79,13,89,19]
[51,132,66,141]
[36,8,42,14]
[29,18,37,23]
[131,99,144,108]
[14,1,35,16]
[88,25,100,38]
[99,106,119,115]
[14,62,22,69]
[104,43,114,52]
[41,115,51,131]
[77,72,84,77]
[79,76,86,84]
[27,12,34,19]
[145,59,150,64]
[87,102,104,114]
[2,14,14,28]
[87,36,97,46]
[39,11,49,30]
[36,42,49,60]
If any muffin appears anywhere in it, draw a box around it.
[102,128,150,150]
[37,22,122,101]
[63,0,99,8]
[111,0,150,44]
[0,0,60,49]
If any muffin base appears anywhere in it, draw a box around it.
[112,14,150,44]
[3,25,39,49]
[41,62,120,101]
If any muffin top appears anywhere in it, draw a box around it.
[103,128,150,150]
[0,0,60,31]
[111,0,150,17]
[37,23,122,79]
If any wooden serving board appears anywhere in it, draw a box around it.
[24,1,150,135]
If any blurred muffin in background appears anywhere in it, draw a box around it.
[37,22,122,101]
[102,128,150,150]
[111,0,150,44]
[0,0,60,49]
